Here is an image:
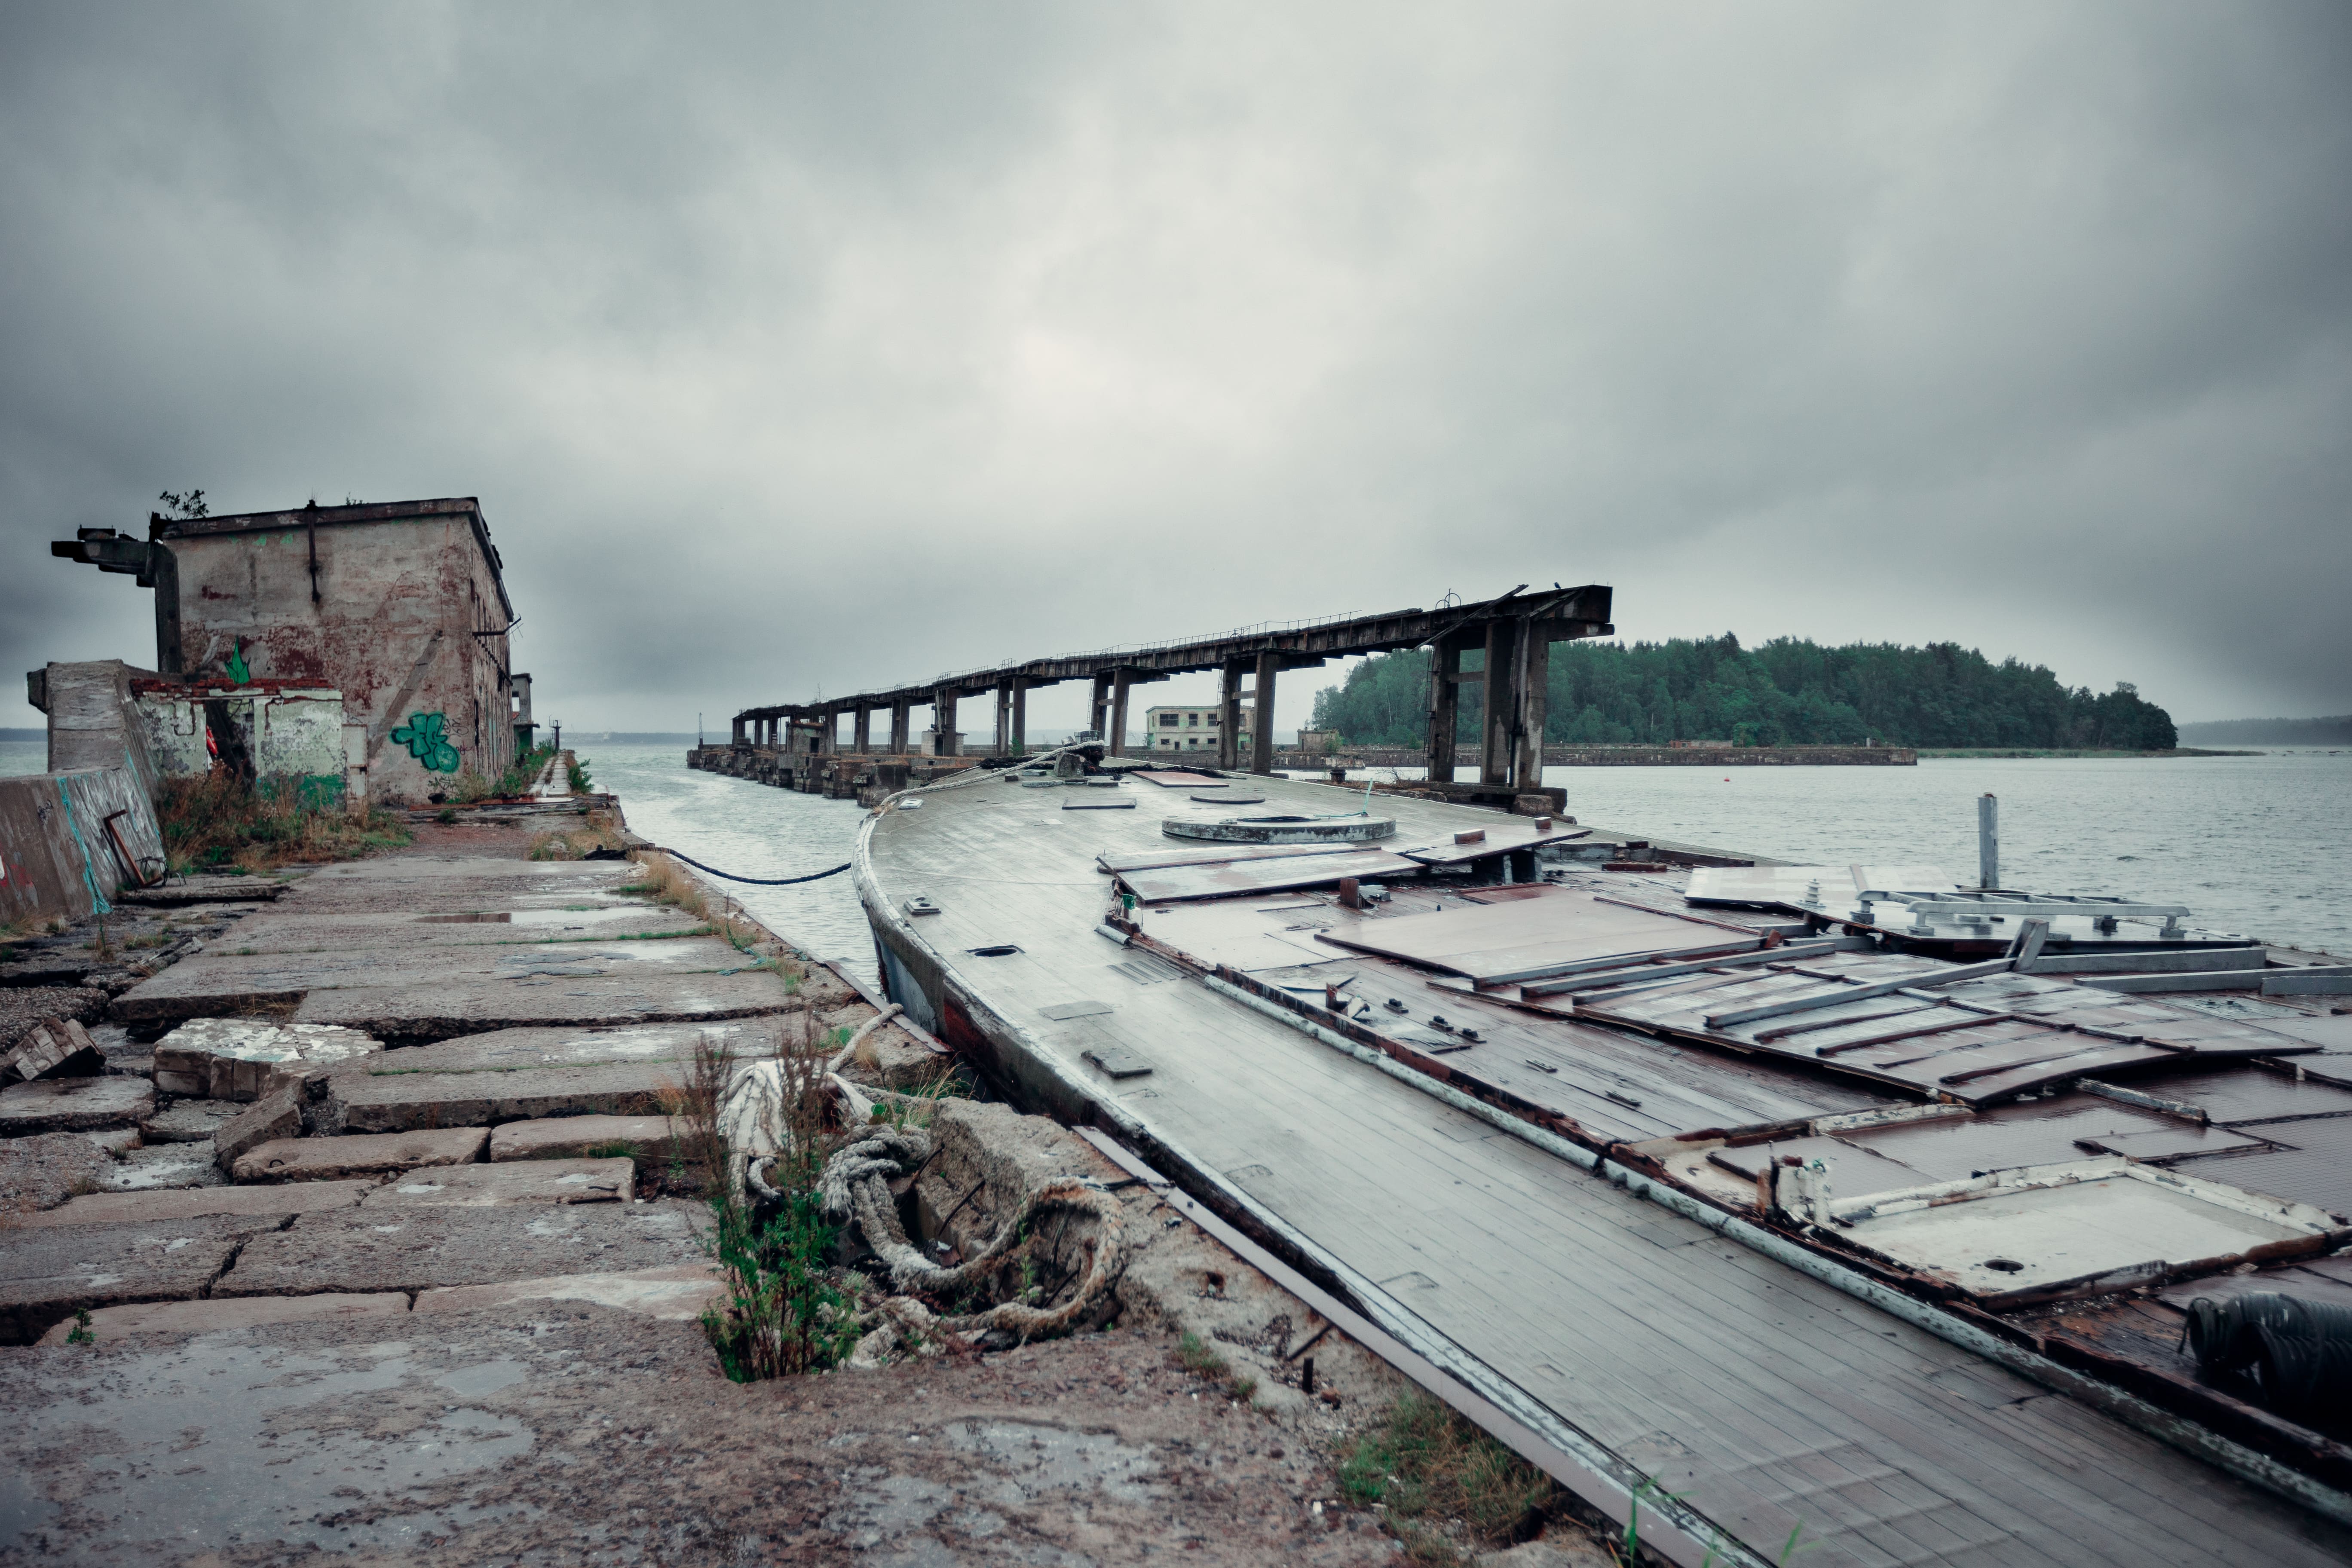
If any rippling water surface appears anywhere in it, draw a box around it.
[582,744,876,963]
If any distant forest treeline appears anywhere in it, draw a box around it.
[1308,636,2179,750]
[2176,715,2352,747]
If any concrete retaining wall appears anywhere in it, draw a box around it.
[0,768,163,929]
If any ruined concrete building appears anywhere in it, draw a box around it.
[49,496,527,804]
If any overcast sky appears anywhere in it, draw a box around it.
[3,2,2346,737]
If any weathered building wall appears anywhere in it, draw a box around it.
[131,682,347,787]
[155,499,517,803]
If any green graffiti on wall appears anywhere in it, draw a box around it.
[390,711,462,773]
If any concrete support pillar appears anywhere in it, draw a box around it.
[1010,678,1028,756]
[1513,622,1551,789]
[1218,659,1246,770]
[732,715,746,745]
[1109,671,1133,758]
[933,688,959,756]
[816,712,834,755]
[1481,619,1521,786]
[853,708,871,753]
[1089,673,1112,741]
[1429,640,1464,785]
[889,702,910,754]
[1252,652,1279,775]
[993,680,1013,757]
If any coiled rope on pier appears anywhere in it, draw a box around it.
[810,1124,1127,1366]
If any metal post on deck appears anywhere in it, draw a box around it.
[1978,794,1999,890]
[1109,671,1132,758]
[1253,652,1279,775]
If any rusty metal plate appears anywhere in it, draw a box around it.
[1115,849,1421,903]
[1312,889,1726,983]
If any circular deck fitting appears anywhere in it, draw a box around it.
[1161,813,1396,844]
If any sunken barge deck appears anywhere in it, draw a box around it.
[854,757,2352,1568]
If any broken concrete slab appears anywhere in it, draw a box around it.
[34,1290,407,1344]
[336,1016,782,1075]
[287,969,799,1042]
[105,1141,226,1191]
[117,934,752,1022]
[361,1158,635,1207]
[14,1180,374,1227]
[217,903,710,954]
[212,1087,302,1173]
[215,1200,705,1296]
[3,1017,102,1084]
[0,986,107,1055]
[412,1263,720,1321]
[83,1126,139,1155]
[233,1127,488,1183]
[328,1061,679,1133]
[151,1017,381,1100]
[140,1097,242,1143]
[487,1113,684,1164]
[0,1074,154,1134]
[0,1130,113,1214]
[0,1213,279,1343]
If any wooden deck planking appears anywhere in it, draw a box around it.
[861,771,2352,1567]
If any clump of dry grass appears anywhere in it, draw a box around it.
[159,772,411,874]
[1341,1392,1558,1563]
[526,819,629,860]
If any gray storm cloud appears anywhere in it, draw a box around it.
[3,1,2346,734]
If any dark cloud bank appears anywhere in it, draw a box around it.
[3,2,2346,735]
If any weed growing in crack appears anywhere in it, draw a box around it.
[1341,1391,1555,1564]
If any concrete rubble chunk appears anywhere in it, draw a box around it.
[0,1074,155,1135]
[0,1130,115,1214]
[3,1017,103,1084]
[35,1291,406,1344]
[215,1200,704,1296]
[151,1017,382,1101]
[361,1157,635,1207]
[15,1180,374,1227]
[0,1214,278,1344]
[411,1263,721,1320]
[328,1061,678,1133]
[487,1113,685,1164]
[233,1127,488,1183]
[141,1097,242,1144]
[211,1087,304,1173]
[0,986,108,1057]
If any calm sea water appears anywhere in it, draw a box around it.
[1363,750,2349,959]
[11,739,2341,961]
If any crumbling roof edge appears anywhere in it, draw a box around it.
[156,497,514,622]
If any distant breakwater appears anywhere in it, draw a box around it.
[1272,744,1916,769]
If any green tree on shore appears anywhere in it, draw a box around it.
[1308,635,2177,750]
